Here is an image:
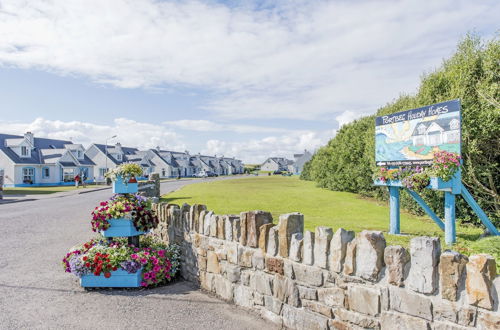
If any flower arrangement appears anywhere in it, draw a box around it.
[429,150,461,182]
[62,236,180,287]
[401,170,430,191]
[105,163,143,184]
[375,151,461,190]
[91,194,158,232]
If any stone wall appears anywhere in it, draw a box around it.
[138,173,160,198]
[151,202,500,330]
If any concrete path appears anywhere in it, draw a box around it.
[0,176,272,329]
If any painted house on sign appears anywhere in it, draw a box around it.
[0,132,95,187]
[411,118,460,147]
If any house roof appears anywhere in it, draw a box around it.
[411,117,460,137]
[92,143,139,164]
[0,134,73,165]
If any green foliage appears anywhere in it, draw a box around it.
[302,33,500,227]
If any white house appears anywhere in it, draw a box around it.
[85,142,140,182]
[411,117,460,146]
[0,132,95,187]
[290,150,313,175]
[261,157,293,172]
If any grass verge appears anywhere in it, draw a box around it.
[161,176,499,268]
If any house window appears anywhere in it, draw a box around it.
[116,154,122,161]
[42,167,50,178]
[99,168,107,177]
[22,168,34,184]
[62,168,75,182]
[21,146,29,157]
[77,150,82,159]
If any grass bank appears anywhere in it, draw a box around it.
[161,176,499,266]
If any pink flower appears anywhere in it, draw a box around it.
[144,273,150,279]
[140,258,147,264]
[131,254,138,259]
[153,266,160,272]
[140,281,147,287]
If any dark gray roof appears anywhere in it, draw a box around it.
[93,143,139,164]
[0,134,72,164]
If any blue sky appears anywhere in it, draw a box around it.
[0,0,498,163]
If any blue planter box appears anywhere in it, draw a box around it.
[101,218,145,237]
[112,177,138,194]
[80,268,142,288]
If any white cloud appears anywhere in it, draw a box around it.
[202,129,336,163]
[335,110,366,128]
[0,117,186,151]
[0,0,497,121]
[163,119,290,133]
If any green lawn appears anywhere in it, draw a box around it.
[161,176,499,266]
[3,185,93,195]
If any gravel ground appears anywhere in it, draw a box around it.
[0,177,272,330]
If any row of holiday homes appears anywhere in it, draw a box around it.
[0,132,244,187]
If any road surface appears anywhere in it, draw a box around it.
[0,177,271,329]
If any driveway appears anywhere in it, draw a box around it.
[0,176,271,329]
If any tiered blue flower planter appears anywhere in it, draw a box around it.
[83,175,144,288]
[112,176,138,194]
[101,218,146,237]
[80,268,142,288]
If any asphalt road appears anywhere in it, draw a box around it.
[0,177,271,330]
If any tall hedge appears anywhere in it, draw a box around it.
[301,34,500,226]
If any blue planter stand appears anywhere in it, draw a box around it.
[101,218,146,237]
[81,175,146,288]
[374,170,499,244]
[112,175,139,194]
[80,269,142,288]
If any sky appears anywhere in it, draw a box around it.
[0,0,498,163]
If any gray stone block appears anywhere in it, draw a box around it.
[293,263,323,287]
[329,228,355,273]
[407,236,441,294]
[380,311,429,330]
[313,226,333,269]
[356,230,386,281]
[389,286,433,321]
[347,285,381,316]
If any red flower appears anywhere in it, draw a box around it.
[112,266,117,271]
[104,272,111,278]
[83,256,88,261]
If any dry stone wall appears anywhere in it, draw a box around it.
[151,202,500,330]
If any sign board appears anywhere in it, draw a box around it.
[375,100,461,166]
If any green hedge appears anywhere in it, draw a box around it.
[301,34,500,227]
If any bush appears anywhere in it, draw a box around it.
[302,34,500,226]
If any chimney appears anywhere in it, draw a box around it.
[156,146,161,151]
[24,132,34,145]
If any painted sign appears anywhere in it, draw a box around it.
[375,100,461,166]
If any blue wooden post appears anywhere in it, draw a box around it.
[389,186,400,234]
[444,192,456,244]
